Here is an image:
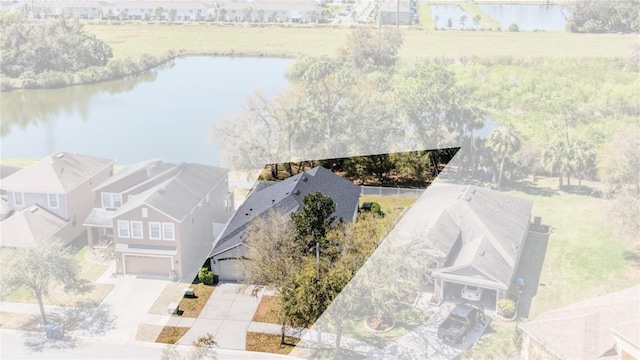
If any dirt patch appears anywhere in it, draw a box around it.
[155,326,189,344]
[0,312,40,331]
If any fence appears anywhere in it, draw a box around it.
[360,186,426,198]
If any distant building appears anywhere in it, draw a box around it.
[379,0,413,25]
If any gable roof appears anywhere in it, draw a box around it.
[210,166,360,257]
[0,152,114,193]
[0,165,21,180]
[396,184,533,289]
[111,163,229,222]
[0,205,68,248]
[92,159,174,192]
[519,286,640,359]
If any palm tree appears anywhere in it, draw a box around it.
[571,140,595,189]
[488,124,522,188]
[542,140,569,189]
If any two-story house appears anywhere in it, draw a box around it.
[84,161,232,279]
[0,152,115,247]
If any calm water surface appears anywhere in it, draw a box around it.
[0,57,294,165]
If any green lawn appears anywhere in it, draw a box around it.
[84,23,638,62]
[505,177,640,317]
[1,245,113,307]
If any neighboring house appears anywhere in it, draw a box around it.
[398,184,533,306]
[0,205,68,248]
[216,0,322,23]
[84,161,232,279]
[0,152,115,245]
[209,166,361,282]
[0,165,21,220]
[519,286,640,360]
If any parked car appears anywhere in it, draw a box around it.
[437,304,481,344]
[461,285,483,301]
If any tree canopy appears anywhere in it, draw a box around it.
[566,0,640,33]
[0,16,113,77]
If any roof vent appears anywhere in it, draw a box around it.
[471,189,476,194]
[479,250,485,256]
[294,190,300,196]
[29,206,39,213]
[272,199,275,204]
[465,196,472,202]
[302,176,308,182]
[55,153,65,158]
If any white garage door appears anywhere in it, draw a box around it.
[216,259,244,282]
[124,255,172,276]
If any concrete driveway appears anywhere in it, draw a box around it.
[79,275,170,341]
[178,283,263,350]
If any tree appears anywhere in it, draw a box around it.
[473,14,481,29]
[542,140,569,189]
[460,15,467,29]
[570,140,595,189]
[566,0,640,33]
[338,28,404,72]
[243,7,252,22]
[119,10,128,21]
[1,241,80,324]
[168,9,177,21]
[447,18,453,29]
[155,7,163,21]
[257,9,265,23]
[291,192,337,254]
[509,23,520,32]
[218,8,227,22]
[434,14,439,28]
[488,124,522,188]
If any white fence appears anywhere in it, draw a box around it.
[360,186,426,198]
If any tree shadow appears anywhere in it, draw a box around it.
[21,300,115,351]
[623,248,640,269]
[509,181,558,197]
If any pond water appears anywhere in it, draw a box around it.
[429,5,478,30]
[0,57,294,166]
[478,4,570,31]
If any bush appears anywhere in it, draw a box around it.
[509,23,520,32]
[497,298,516,318]
[0,79,15,91]
[35,70,71,88]
[371,202,381,215]
[198,267,215,285]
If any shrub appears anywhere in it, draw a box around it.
[371,202,381,215]
[497,298,516,318]
[509,23,520,32]
[198,267,215,285]
[35,70,71,88]
[0,79,15,91]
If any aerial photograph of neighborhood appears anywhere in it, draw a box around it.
[0,0,638,359]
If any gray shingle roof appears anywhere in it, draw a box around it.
[0,165,21,180]
[112,163,228,222]
[210,166,360,257]
[399,184,533,290]
[0,152,114,193]
[0,205,68,248]
[93,159,173,192]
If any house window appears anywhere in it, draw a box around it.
[48,194,59,208]
[14,192,24,206]
[131,221,143,239]
[102,193,122,209]
[142,208,148,218]
[117,220,130,238]
[149,222,161,240]
[162,223,175,240]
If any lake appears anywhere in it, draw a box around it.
[0,57,294,166]
[478,4,569,31]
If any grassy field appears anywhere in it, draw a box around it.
[85,23,639,62]
[505,177,640,317]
